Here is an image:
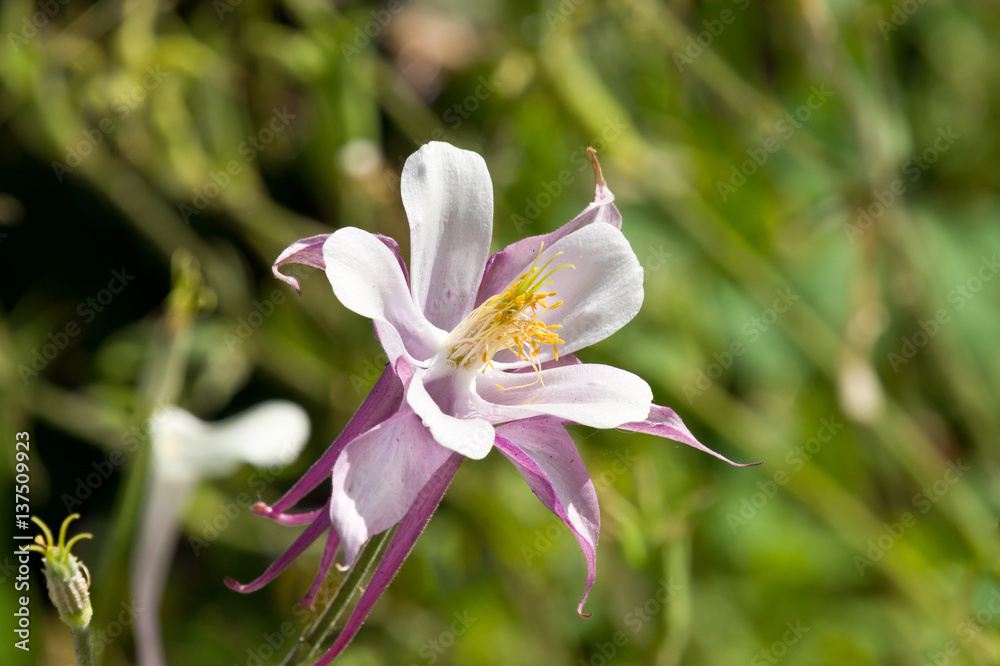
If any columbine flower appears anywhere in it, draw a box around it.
[233,141,753,663]
[132,402,310,666]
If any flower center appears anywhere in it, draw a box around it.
[446,245,574,374]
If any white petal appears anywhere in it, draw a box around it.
[324,227,446,362]
[620,404,760,467]
[406,368,495,460]
[490,222,644,368]
[138,401,309,665]
[475,149,621,305]
[402,142,494,331]
[150,402,311,482]
[132,473,192,666]
[475,363,652,428]
[203,402,311,469]
[149,408,208,483]
[330,409,454,566]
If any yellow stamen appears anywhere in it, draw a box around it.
[446,244,573,401]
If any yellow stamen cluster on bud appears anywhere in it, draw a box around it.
[447,245,573,380]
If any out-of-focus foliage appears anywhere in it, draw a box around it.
[1,0,999,664]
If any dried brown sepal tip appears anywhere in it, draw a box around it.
[586,147,605,189]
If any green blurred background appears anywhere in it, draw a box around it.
[2,0,999,664]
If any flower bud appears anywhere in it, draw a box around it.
[28,514,94,628]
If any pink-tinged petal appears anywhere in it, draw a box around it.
[406,369,496,460]
[619,404,761,467]
[403,142,494,331]
[273,234,331,294]
[253,503,322,526]
[477,148,621,304]
[311,453,462,666]
[225,511,331,593]
[375,234,410,282]
[485,222,644,370]
[324,227,445,363]
[494,418,599,617]
[274,234,407,295]
[532,222,643,360]
[330,408,454,566]
[476,363,652,428]
[267,364,404,515]
[371,321,414,371]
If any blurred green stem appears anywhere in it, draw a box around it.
[659,532,693,666]
[94,251,212,627]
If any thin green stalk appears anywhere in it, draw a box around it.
[94,251,212,626]
[281,528,395,666]
[71,624,95,666]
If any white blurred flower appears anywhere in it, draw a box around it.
[131,401,310,666]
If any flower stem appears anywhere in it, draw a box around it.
[94,250,205,624]
[281,528,395,666]
[70,624,95,666]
